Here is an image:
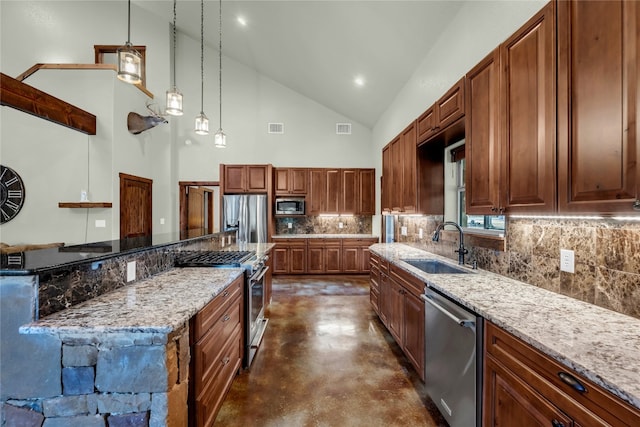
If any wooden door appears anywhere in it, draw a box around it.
[342,246,360,273]
[381,145,392,212]
[501,1,556,214]
[325,245,342,273]
[307,169,326,215]
[273,246,289,274]
[403,291,425,381]
[325,169,341,213]
[290,246,307,274]
[358,169,375,215]
[289,168,308,194]
[179,182,217,238]
[307,246,324,273]
[340,169,358,214]
[274,169,290,195]
[119,173,152,240]
[387,279,404,344]
[466,48,502,214]
[223,165,246,193]
[246,165,268,192]
[188,187,205,230]
[557,0,639,213]
[402,122,417,213]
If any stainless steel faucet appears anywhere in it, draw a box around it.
[432,221,468,265]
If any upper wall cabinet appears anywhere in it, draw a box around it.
[466,2,556,215]
[417,77,465,145]
[557,0,639,213]
[307,168,375,215]
[274,168,308,196]
[382,122,417,213]
[221,164,271,194]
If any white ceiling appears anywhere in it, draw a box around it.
[137,1,466,128]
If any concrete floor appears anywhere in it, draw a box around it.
[214,275,448,426]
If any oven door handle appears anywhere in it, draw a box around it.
[420,294,475,329]
[250,266,270,283]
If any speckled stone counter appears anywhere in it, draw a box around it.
[370,243,640,411]
[272,234,378,239]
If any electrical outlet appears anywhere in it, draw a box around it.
[401,226,407,236]
[338,222,344,229]
[288,222,293,229]
[126,261,136,282]
[560,249,575,273]
[160,218,165,225]
[95,219,106,228]
[419,228,424,239]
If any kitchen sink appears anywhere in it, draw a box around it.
[401,259,470,274]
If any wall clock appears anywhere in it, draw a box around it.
[0,165,26,224]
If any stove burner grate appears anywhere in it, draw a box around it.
[175,250,254,267]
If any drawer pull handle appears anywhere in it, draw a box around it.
[222,314,231,322]
[222,290,229,298]
[222,356,230,366]
[551,420,564,427]
[558,371,587,393]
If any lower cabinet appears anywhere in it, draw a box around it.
[370,255,425,381]
[308,239,342,273]
[189,276,244,427]
[272,238,307,274]
[484,322,640,427]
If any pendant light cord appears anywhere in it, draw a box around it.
[172,0,177,88]
[200,0,204,114]
[127,0,132,44]
[218,0,223,129]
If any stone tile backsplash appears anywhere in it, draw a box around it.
[394,216,640,320]
[275,215,372,235]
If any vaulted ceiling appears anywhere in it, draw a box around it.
[136,1,466,128]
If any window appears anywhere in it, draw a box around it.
[445,143,505,235]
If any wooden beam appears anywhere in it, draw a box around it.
[1,72,97,135]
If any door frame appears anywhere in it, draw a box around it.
[178,181,218,236]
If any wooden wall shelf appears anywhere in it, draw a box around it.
[58,202,112,208]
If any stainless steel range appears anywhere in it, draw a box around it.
[175,250,269,368]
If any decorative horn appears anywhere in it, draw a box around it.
[127,102,168,135]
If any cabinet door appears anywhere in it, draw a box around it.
[466,48,502,214]
[557,0,639,213]
[223,165,246,193]
[325,245,342,273]
[264,252,273,305]
[358,169,375,215]
[360,247,371,273]
[484,355,573,427]
[369,263,380,314]
[274,169,290,195]
[290,247,307,274]
[273,246,289,274]
[435,77,465,130]
[501,2,556,213]
[289,168,308,194]
[390,136,404,211]
[387,279,404,344]
[340,169,358,214]
[325,169,341,213]
[403,291,425,382]
[307,246,324,273]
[402,122,417,213]
[417,106,436,145]
[246,165,268,192]
[379,271,390,324]
[342,246,360,273]
[308,169,326,215]
[381,145,392,212]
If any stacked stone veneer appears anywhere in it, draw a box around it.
[394,215,640,320]
[2,326,190,427]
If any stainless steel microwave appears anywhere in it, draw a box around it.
[275,197,305,215]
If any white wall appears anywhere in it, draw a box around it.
[371,0,547,233]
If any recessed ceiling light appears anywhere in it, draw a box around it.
[237,16,247,27]
[354,76,365,87]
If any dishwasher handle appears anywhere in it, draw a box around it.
[421,293,475,329]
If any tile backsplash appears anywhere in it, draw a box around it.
[275,215,372,235]
[394,216,640,320]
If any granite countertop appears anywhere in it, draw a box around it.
[370,243,640,411]
[272,234,379,239]
[21,268,244,339]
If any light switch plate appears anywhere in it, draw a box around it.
[338,222,344,229]
[95,219,106,228]
[288,222,293,229]
[401,226,407,236]
[160,218,165,225]
[419,228,423,239]
[560,249,575,273]
[126,261,136,282]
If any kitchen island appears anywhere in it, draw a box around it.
[370,243,640,418]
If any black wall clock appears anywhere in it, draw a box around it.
[0,165,26,224]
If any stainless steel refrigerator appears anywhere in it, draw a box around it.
[222,194,268,243]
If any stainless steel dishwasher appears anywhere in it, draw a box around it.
[421,286,483,427]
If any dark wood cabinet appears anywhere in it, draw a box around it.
[272,238,307,274]
[342,238,378,273]
[221,164,270,194]
[307,239,342,273]
[401,123,417,213]
[189,276,243,427]
[369,254,381,315]
[381,145,392,213]
[307,169,326,215]
[382,122,418,213]
[307,168,375,215]
[264,249,273,306]
[417,77,465,145]
[466,3,555,215]
[484,321,640,427]
[341,169,358,214]
[274,168,307,196]
[557,0,639,213]
[325,169,341,214]
[358,169,375,215]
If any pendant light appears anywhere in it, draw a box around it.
[214,0,226,148]
[117,0,143,84]
[194,0,209,135]
[165,0,183,116]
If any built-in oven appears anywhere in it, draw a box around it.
[174,250,269,368]
[275,197,305,215]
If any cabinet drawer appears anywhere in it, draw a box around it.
[307,238,342,246]
[342,238,378,246]
[370,253,380,268]
[486,322,640,426]
[191,277,242,342]
[390,264,423,296]
[194,326,242,427]
[370,288,379,314]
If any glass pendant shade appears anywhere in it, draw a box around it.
[195,112,209,135]
[165,88,183,116]
[117,43,142,84]
[214,128,226,148]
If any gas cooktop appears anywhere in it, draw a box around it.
[174,250,254,267]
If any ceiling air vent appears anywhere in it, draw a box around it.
[336,123,352,135]
[268,123,284,134]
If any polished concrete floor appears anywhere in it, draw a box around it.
[214,275,447,427]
